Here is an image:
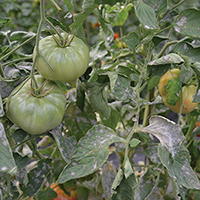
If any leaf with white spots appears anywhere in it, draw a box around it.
[0,123,17,174]
[50,127,78,163]
[113,75,136,102]
[20,158,52,197]
[141,115,184,147]
[134,0,159,30]
[143,0,167,13]
[158,144,200,190]
[174,8,200,38]
[57,124,125,183]
[148,53,184,66]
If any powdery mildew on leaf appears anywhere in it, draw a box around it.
[141,115,184,149]
[57,124,125,183]
[0,123,17,174]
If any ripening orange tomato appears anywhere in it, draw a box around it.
[50,183,77,200]
[158,68,198,114]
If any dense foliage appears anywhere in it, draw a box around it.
[1,0,200,200]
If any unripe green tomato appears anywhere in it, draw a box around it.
[33,32,90,82]
[6,75,66,135]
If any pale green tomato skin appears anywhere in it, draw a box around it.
[33,32,90,82]
[6,75,66,135]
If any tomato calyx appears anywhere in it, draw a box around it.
[50,29,76,48]
[26,78,54,98]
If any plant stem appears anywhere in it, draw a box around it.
[157,40,178,58]
[2,56,32,67]
[50,0,62,11]
[0,35,36,63]
[143,91,150,127]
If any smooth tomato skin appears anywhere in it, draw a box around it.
[162,85,198,114]
[33,32,90,82]
[158,68,180,96]
[50,184,77,200]
[114,32,120,40]
[6,75,66,135]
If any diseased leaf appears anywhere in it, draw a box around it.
[50,127,78,163]
[134,0,159,30]
[173,42,200,62]
[174,8,200,38]
[143,0,167,13]
[102,162,117,200]
[148,53,185,66]
[165,79,182,106]
[158,145,200,190]
[142,115,184,147]
[20,158,52,197]
[0,95,4,117]
[0,123,17,174]
[113,75,136,102]
[57,124,125,183]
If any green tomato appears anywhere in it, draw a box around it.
[6,75,66,135]
[33,32,90,82]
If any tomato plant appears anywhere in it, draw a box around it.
[158,68,198,114]
[33,32,90,82]
[50,183,77,200]
[6,75,66,135]
[1,0,200,200]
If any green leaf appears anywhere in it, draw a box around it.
[13,152,28,169]
[100,107,120,130]
[134,0,159,30]
[70,0,99,29]
[191,62,200,77]
[36,187,57,200]
[10,31,36,42]
[148,53,185,65]
[113,4,133,26]
[50,127,78,163]
[129,138,141,147]
[86,83,111,119]
[179,64,194,83]
[122,31,140,51]
[0,123,17,174]
[46,16,69,32]
[111,172,137,200]
[20,158,52,197]
[147,75,160,91]
[64,101,97,141]
[143,0,167,13]
[165,79,182,106]
[158,144,200,190]
[64,0,74,14]
[174,8,200,38]
[124,158,134,179]
[0,18,10,28]
[142,115,184,147]
[102,162,117,200]
[137,168,158,200]
[173,42,200,62]
[57,124,125,183]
